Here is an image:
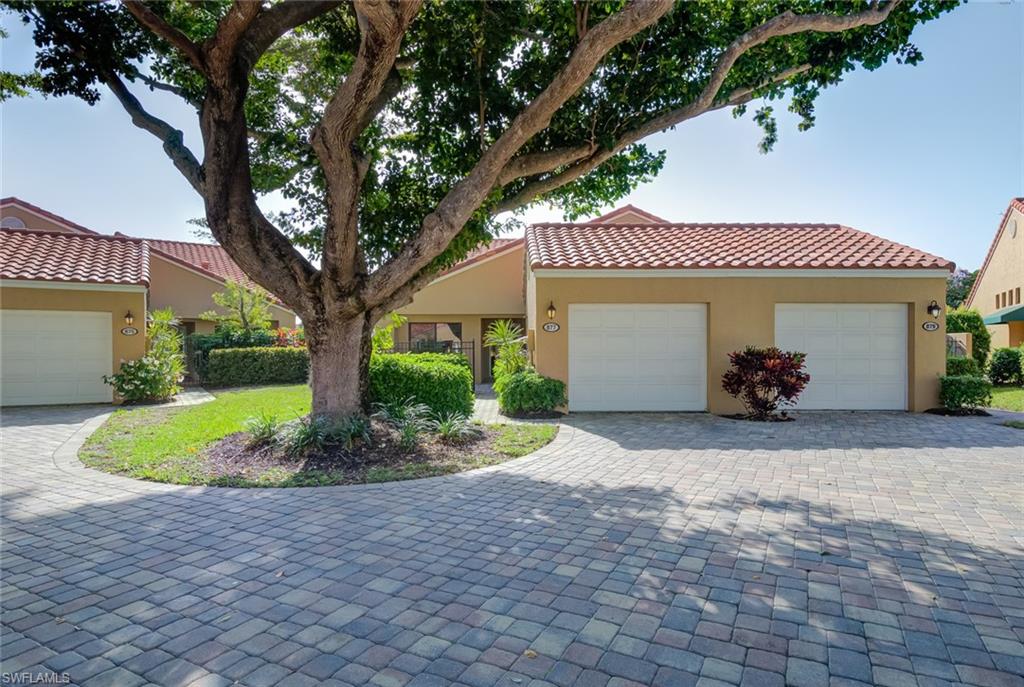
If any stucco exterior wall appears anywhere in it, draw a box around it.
[530,274,948,413]
[0,285,147,377]
[0,205,87,234]
[148,255,297,329]
[394,245,527,381]
[399,246,525,316]
[967,206,1024,349]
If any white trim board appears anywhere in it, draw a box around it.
[0,279,147,293]
[532,268,951,279]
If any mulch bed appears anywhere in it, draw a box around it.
[923,408,991,417]
[202,420,506,485]
[719,413,796,422]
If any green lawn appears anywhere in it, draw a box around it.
[991,386,1024,412]
[80,385,557,487]
[81,385,311,483]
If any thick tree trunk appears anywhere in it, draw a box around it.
[306,313,374,419]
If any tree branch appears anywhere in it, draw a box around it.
[103,71,205,193]
[310,0,422,304]
[122,1,206,74]
[491,65,813,214]
[362,0,675,307]
[489,1,900,212]
[239,0,344,71]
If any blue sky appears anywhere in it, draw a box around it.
[2,2,1021,270]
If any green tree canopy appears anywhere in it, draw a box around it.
[200,279,274,333]
[3,0,957,416]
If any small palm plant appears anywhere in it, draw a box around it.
[484,319,528,390]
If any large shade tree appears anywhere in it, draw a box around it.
[5,0,955,417]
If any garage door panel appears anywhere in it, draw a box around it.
[872,309,905,327]
[776,304,906,410]
[570,304,706,411]
[1,310,113,405]
[840,335,872,356]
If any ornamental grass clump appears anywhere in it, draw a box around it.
[721,346,810,420]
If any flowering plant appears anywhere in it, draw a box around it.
[273,327,306,348]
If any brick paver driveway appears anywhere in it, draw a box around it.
[2,407,1022,687]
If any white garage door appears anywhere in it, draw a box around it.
[569,304,706,411]
[1,310,113,406]
[775,304,907,410]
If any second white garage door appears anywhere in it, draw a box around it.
[569,304,706,411]
[1,310,113,406]
[775,304,907,410]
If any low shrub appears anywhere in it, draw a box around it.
[369,354,474,417]
[721,346,810,420]
[244,411,281,448]
[280,414,371,456]
[497,370,566,415]
[946,356,981,377]
[988,347,1023,385]
[430,411,483,444]
[104,308,185,402]
[190,328,277,379]
[373,398,433,451]
[939,375,992,411]
[206,347,309,386]
[946,308,991,368]
[405,352,472,370]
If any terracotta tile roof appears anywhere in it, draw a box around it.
[526,221,954,271]
[145,238,259,288]
[0,228,149,286]
[0,197,100,234]
[965,197,1024,307]
[587,204,670,224]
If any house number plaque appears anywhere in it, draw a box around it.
[921,321,939,332]
[121,326,140,336]
[542,322,560,333]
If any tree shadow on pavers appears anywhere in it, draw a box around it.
[0,404,111,429]
[567,411,1024,451]
[4,465,1024,687]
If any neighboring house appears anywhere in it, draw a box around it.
[964,198,1024,349]
[403,205,954,413]
[0,198,297,406]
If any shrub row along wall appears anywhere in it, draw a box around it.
[206,347,310,386]
[205,348,474,416]
[369,353,474,416]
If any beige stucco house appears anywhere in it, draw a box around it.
[965,198,1024,349]
[402,205,954,414]
[0,198,296,405]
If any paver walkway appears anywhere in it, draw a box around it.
[2,407,1022,687]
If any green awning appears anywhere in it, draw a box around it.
[983,304,1024,325]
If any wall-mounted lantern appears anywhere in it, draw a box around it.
[546,301,557,320]
[926,300,942,319]
[124,311,135,326]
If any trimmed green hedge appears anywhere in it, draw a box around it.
[206,347,309,386]
[989,347,1024,385]
[369,353,474,416]
[497,370,566,415]
[402,352,472,370]
[946,356,981,377]
[946,308,991,367]
[939,375,992,411]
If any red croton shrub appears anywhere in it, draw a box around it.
[722,347,811,420]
